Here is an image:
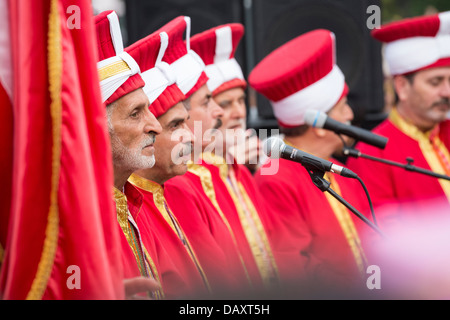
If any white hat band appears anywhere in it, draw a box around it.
[171,49,205,95]
[205,58,244,92]
[385,34,450,75]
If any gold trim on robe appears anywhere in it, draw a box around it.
[128,174,211,293]
[389,108,450,202]
[282,141,367,276]
[113,187,164,299]
[187,163,253,287]
[324,173,368,276]
[196,153,280,289]
[27,0,61,300]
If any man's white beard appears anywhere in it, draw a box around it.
[110,132,156,172]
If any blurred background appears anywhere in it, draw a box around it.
[91,0,450,132]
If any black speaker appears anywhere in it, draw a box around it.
[125,0,246,72]
[250,0,385,128]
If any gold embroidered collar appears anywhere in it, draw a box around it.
[389,107,436,142]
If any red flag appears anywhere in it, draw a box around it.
[0,0,124,299]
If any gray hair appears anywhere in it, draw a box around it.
[106,101,118,133]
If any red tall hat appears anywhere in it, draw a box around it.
[150,16,209,99]
[95,11,144,105]
[249,29,348,128]
[372,11,450,76]
[190,23,247,96]
[125,27,185,118]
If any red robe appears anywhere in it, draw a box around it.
[128,174,210,299]
[347,109,450,232]
[197,154,280,293]
[254,156,373,296]
[115,183,164,300]
[164,169,252,298]
[0,0,124,299]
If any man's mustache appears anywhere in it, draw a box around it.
[432,98,450,108]
[179,142,193,157]
[142,134,156,148]
[213,118,223,130]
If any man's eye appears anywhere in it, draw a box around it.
[130,111,139,118]
[429,79,442,86]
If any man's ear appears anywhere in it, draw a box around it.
[312,127,327,138]
[393,75,411,103]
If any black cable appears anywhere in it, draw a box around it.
[355,175,378,227]
[336,133,378,227]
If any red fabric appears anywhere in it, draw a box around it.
[125,24,185,117]
[122,183,159,279]
[131,182,210,298]
[154,16,187,65]
[190,23,244,65]
[249,29,336,102]
[0,82,13,248]
[371,13,440,43]
[94,10,118,60]
[198,161,268,291]
[164,171,252,298]
[94,10,144,105]
[189,23,248,97]
[150,16,209,99]
[347,118,450,232]
[254,158,374,294]
[371,12,450,75]
[0,0,124,299]
[212,78,247,96]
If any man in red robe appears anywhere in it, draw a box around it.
[186,23,280,293]
[96,10,163,299]
[347,12,450,232]
[124,16,212,299]
[162,20,258,298]
[249,29,374,297]
[0,1,126,300]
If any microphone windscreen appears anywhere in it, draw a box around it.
[263,137,284,159]
[304,109,327,128]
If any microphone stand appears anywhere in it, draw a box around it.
[343,147,450,181]
[306,168,386,238]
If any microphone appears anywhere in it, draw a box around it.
[263,137,358,179]
[304,109,388,149]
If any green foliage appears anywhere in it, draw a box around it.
[381,0,450,23]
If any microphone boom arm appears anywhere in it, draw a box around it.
[343,147,450,181]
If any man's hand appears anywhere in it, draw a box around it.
[124,276,161,300]
[228,129,262,172]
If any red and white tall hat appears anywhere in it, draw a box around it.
[190,23,247,96]
[150,16,209,99]
[249,29,348,127]
[95,11,144,105]
[372,11,450,76]
[125,26,185,117]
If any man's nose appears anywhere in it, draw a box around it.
[144,109,162,135]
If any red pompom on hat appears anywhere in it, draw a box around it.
[190,23,247,96]
[249,29,348,127]
[95,11,144,105]
[372,11,450,76]
[125,25,185,118]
